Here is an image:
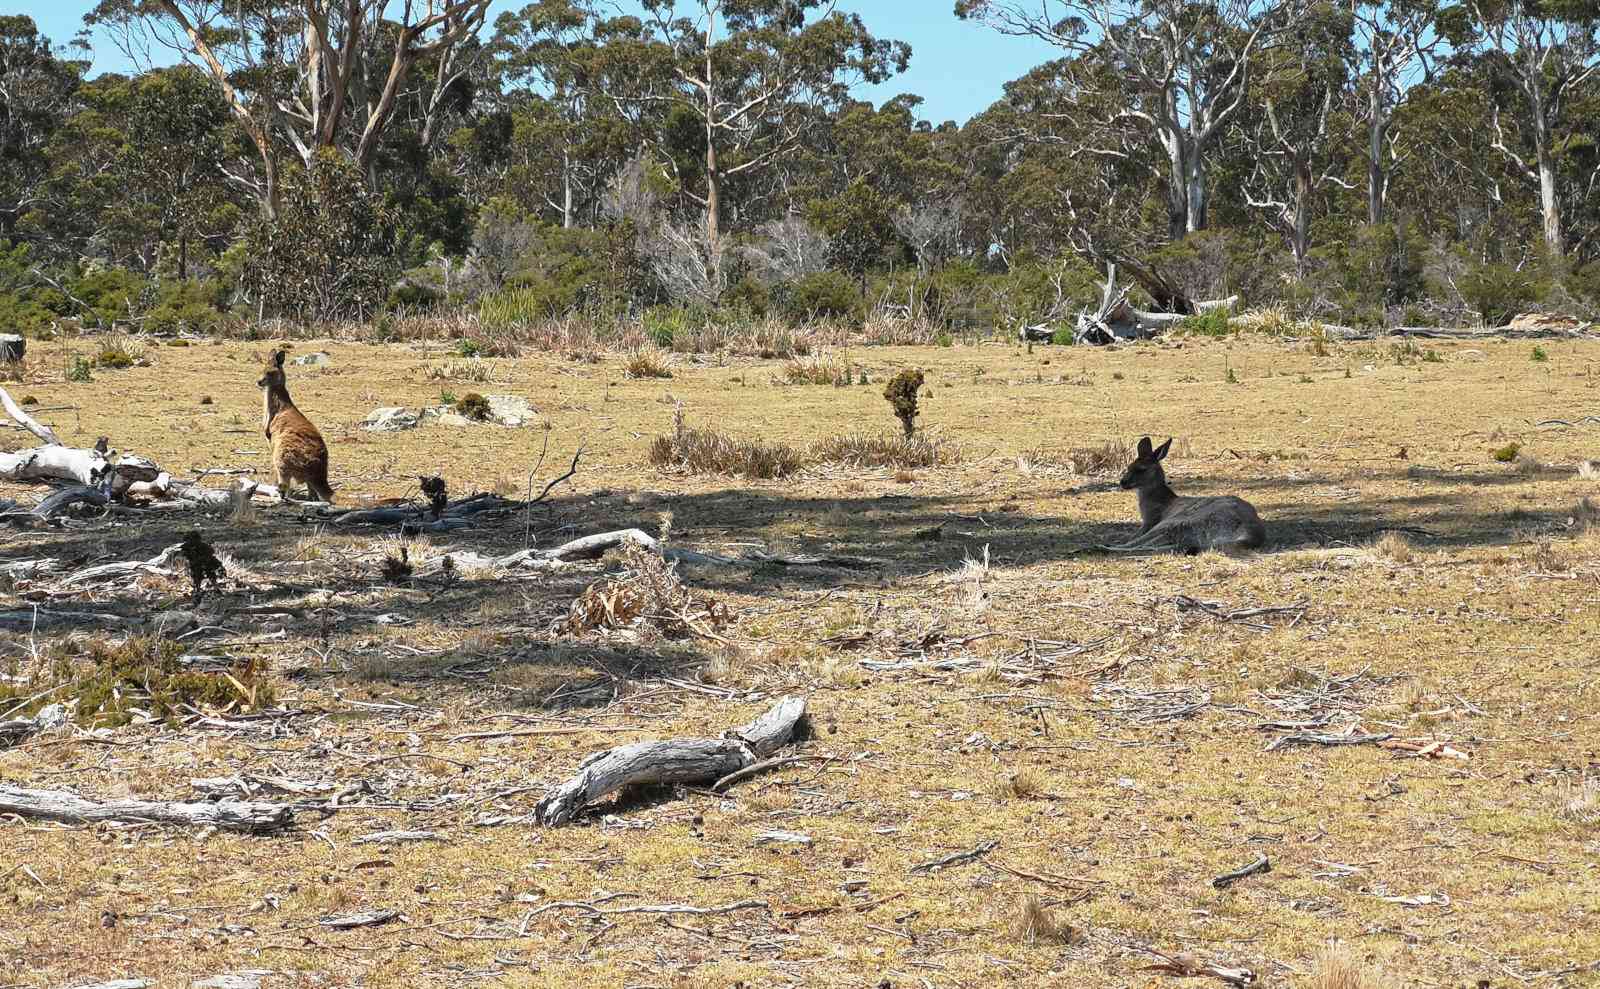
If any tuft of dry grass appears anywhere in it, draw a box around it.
[1310,945,1387,989]
[1011,894,1076,945]
[810,432,958,469]
[989,766,1041,801]
[1373,531,1413,563]
[624,349,674,379]
[649,408,805,479]
[1558,776,1600,825]
[1514,453,1545,476]
[782,350,854,386]
[1579,459,1599,480]
[1067,438,1133,475]
[426,356,499,383]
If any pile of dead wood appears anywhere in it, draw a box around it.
[1018,264,1236,346]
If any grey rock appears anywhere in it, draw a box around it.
[361,407,419,432]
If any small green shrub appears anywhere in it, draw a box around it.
[66,355,93,382]
[1422,348,1442,363]
[1531,345,1549,363]
[643,306,695,349]
[94,335,144,368]
[456,338,485,357]
[1180,308,1233,337]
[933,331,954,348]
[1050,326,1073,346]
[1492,442,1521,463]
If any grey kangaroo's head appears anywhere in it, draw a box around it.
[1119,436,1172,490]
[257,348,287,390]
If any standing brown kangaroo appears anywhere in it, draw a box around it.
[257,350,334,503]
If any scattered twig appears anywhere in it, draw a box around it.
[1211,854,1271,889]
[909,838,999,875]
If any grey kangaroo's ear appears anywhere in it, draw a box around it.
[273,350,286,368]
[1154,438,1172,461]
[1137,436,1153,457]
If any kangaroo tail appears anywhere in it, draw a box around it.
[310,464,335,504]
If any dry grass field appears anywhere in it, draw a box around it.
[2,332,1599,989]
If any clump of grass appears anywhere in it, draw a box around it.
[1525,539,1574,573]
[66,354,94,382]
[1049,326,1073,346]
[1012,894,1076,945]
[167,338,191,347]
[381,545,413,584]
[625,349,673,379]
[456,338,485,357]
[1531,345,1549,362]
[1558,776,1599,825]
[649,405,804,479]
[883,368,925,438]
[1180,308,1233,337]
[1579,460,1599,480]
[94,335,145,369]
[1570,496,1598,529]
[990,766,1040,801]
[1514,453,1545,476]
[0,637,275,728]
[427,357,497,382]
[1310,945,1386,989]
[1491,441,1521,463]
[455,392,492,421]
[782,351,853,386]
[1066,438,1133,476]
[1422,348,1443,363]
[1373,531,1413,563]
[811,432,958,469]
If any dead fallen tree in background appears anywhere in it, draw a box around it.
[1019,264,1235,345]
[0,784,295,834]
[535,695,808,826]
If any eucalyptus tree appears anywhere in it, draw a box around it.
[1447,0,1600,256]
[958,0,1300,239]
[597,0,910,284]
[87,0,494,214]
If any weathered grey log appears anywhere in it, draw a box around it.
[0,608,136,631]
[534,695,808,826]
[0,445,160,495]
[0,382,55,444]
[0,784,295,834]
[60,544,181,586]
[0,334,23,363]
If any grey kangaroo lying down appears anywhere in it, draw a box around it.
[1110,436,1267,554]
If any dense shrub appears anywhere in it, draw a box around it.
[780,270,861,322]
[1459,261,1547,326]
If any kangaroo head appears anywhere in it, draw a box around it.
[257,349,287,390]
[1119,436,1172,490]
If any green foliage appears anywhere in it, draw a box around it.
[94,335,143,368]
[456,338,484,357]
[70,267,147,328]
[1531,345,1549,362]
[1180,308,1233,337]
[934,330,954,347]
[241,150,399,322]
[145,279,226,334]
[66,354,93,381]
[722,277,771,317]
[781,271,861,322]
[1458,261,1546,327]
[1309,222,1427,326]
[1050,326,1074,346]
[643,306,698,348]
[1492,442,1521,463]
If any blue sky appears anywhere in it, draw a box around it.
[16,1,1062,125]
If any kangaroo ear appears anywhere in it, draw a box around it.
[1154,438,1173,460]
[273,350,286,368]
[1136,436,1153,457]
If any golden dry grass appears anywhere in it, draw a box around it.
[3,334,1600,988]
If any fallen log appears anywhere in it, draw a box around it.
[0,608,137,632]
[534,695,808,826]
[0,444,160,495]
[0,383,57,444]
[0,784,295,834]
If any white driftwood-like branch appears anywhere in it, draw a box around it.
[0,384,59,445]
[535,695,808,826]
[0,784,295,834]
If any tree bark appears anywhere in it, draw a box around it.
[0,784,295,834]
[535,696,808,826]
